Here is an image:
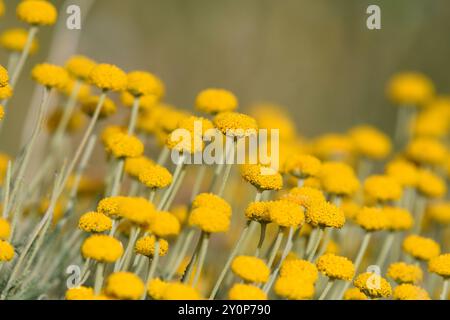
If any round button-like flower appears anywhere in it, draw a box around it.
[355,207,389,232]
[403,235,440,261]
[104,132,144,159]
[81,235,123,263]
[118,197,156,227]
[364,175,403,203]
[268,200,305,228]
[81,95,117,118]
[387,72,434,106]
[282,187,326,210]
[280,259,318,283]
[240,164,283,191]
[147,278,168,300]
[417,169,447,199]
[135,235,169,258]
[274,276,315,300]
[313,134,354,160]
[65,286,95,300]
[393,284,430,300]
[0,28,39,54]
[387,262,423,284]
[384,207,414,232]
[406,137,447,166]
[78,211,112,233]
[121,91,158,111]
[192,193,232,217]
[284,154,321,178]
[385,159,418,188]
[427,202,450,225]
[319,162,360,196]
[65,55,97,81]
[231,256,270,283]
[196,88,238,114]
[0,65,9,87]
[162,282,202,300]
[428,254,450,278]
[354,272,392,299]
[189,207,230,234]
[127,71,164,97]
[307,200,345,229]
[349,125,392,160]
[124,156,154,179]
[149,211,180,238]
[0,218,11,240]
[32,63,69,90]
[105,272,144,300]
[138,164,172,190]
[0,84,12,100]
[344,288,368,300]
[316,254,355,281]
[245,201,271,223]
[97,196,127,219]
[229,284,267,300]
[89,64,127,92]
[17,0,58,26]
[0,240,14,262]
[214,112,257,138]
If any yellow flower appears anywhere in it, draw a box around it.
[65,55,97,81]
[0,28,39,54]
[364,175,403,203]
[97,196,127,219]
[0,240,14,261]
[245,201,271,223]
[149,211,180,238]
[385,159,418,188]
[354,272,392,299]
[127,71,164,98]
[403,235,440,261]
[428,254,450,278]
[387,262,423,284]
[81,235,123,263]
[348,125,392,160]
[189,207,230,233]
[196,88,238,114]
[121,91,158,111]
[319,162,360,196]
[282,187,326,210]
[78,212,112,233]
[166,127,204,154]
[355,207,389,232]
[393,284,430,300]
[138,164,173,189]
[105,272,144,300]
[268,200,305,228]
[88,63,127,92]
[162,282,202,300]
[231,256,270,283]
[284,154,321,178]
[104,132,144,159]
[306,200,345,229]
[313,134,354,161]
[135,235,169,257]
[417,169,447,199]
[341,200,360,221]
[387,72,434,106]
[0,65,8,87]
[47,107,85,134]
[32,63,69,90]
[214,112,258,137]
[274,276,315,300]
[406,137,447,166]
[229,284,267,300]
[413,107,450,138]
[249,103,297,141]
[344,288,368,300]
[240,164,283,191]
[280,259,319,283]
[16,0,57,26]
[124,156,154,179]
[171,205,188,225]
[118,197,156,227]
[0,218,10,240]
[316,254,355,281]
[384,207,414,231]
[427,202,450,225]
[0,84,12,100]
[192,193,232,217]
[65,287,95,300]
[81,95,117,118]
[147,278,168,300]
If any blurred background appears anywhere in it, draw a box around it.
[1,0,450,154]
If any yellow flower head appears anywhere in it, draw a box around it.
[274,276,315,300]
[280,259,319,283]
[81,235,123,263]
[135,235,169,258]
[121,91,158,111]
[214,112,258,137]
[249,103,297,141]
[406,137,447,166]
[355,207,389,232]
[229,284,267,300]
[0,240,14,262]
[196,88,238,114]
[344,288,368,300]
[78,211,112,233]
[147,278,168,300]
[166,127,204,154]
[413,106,450,138]
[0,28,39,54]
[316,254,355,281]
[393,284,430,300]
[385,159,419,188]
[0,84,12,100]
[17,0,57,26]
[189,207,230,233]
[162,282,202,300]
[124,156,154,179]
[387,72,434,106]
[97,196,127,219]
[81,95,117,118]
[0,218,11,240]
[428,254,450,278]
[245,201,271,223]
[231,256,270,283]
[171,205,188,225]
[403,235,440,261]
[364,175,403,203]
[138,164,173,190]
[240,164,283,191]
[282,187,326,210]
[387,262,423,284]
[319,162,360,196]
[307,200,345,229]
[105,272,144,300]
[0,65,8,87]
[65,287,94,300]
[104,132,144,159]
[118,197,156,227]
[127,71,164,98]
[65,55,97,81]
[88,63,127,92]
[32,63,69,89]
[268,200,305,228]
[384,207,414,231]
[284,154,322,178]
[354,272,392,299]
[427,202,450,225]
[417,169,447,199]
[341,200,360,221]
[149,211,180,238]
[313,134,354,161]
[349,125,392,160]
[192,193,232,217]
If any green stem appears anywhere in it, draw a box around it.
[94,263,105,295]
[441,279,449,301]
[319,279,334,300]
[192,233,210,287]
[307,228,324,261]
